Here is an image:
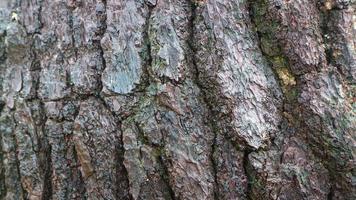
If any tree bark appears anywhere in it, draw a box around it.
[0,0,355,199]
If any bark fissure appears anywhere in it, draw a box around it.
[188,1,219,199]
[11,114,27,199]
[97,0,108,94]
[157,148,176,200]
[243,149,253,200]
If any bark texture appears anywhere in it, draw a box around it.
[0,0,355,199]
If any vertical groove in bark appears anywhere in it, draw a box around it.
[12,116,25,200]
[158,153,176,200]
[245,4,286,198]
[209,132,218,200]
[95,1,131,198]
[0,113,4,200]
[0,8,6,198]
[97,0,107,94]
[143,2,154,86]
[115,124,131,200]
[242,149,252,200]
[188,2,219,199]
[100,96,131,200]
[33,2,52,196]
[35,100,52,200]
[40,123,52,200]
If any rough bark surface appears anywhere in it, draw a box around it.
[0,0,355,199]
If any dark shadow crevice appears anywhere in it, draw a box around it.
[188,1,219,199]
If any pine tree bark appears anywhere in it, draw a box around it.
[0,0,355,199]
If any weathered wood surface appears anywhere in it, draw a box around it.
[0,0,355,199]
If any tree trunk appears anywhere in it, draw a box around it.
[0,0,355,199]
